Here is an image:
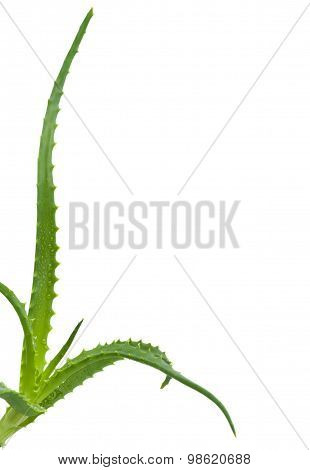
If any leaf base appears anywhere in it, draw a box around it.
[0,408,29,447]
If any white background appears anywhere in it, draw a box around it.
[0,0,309,468]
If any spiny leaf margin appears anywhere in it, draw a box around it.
[25,9,93,376]
[37,339,235,435]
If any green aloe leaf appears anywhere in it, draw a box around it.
[25,9,93,376]
[0,383,45,417]
[0,9,236,446]
[37,340,235,435]
[41,320,83,382]
[0,282,36,396]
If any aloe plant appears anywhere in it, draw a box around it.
[0,9,235,447]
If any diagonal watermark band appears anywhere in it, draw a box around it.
[174,255,309,450]
[177,2,310,195]
[0,1,134,195]
[64,255,137,362]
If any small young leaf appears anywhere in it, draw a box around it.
[37,340,235,435]
[0,282,36,396]
[41,320,83,382]
[0,383,45,417]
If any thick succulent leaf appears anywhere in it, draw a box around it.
[0,383,45,417]
[37,340,235,435]
[40,320,83,383]
[37,340,172,407]
[26,9,93,375]
[0,282,36,396]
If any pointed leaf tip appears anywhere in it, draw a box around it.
[160,376,171,390]
[84,8,94,24]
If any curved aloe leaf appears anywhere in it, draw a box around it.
[26,9,93,376]
[37,340,235,435]
[0,283,36,396]
[41,320,83,382]
[0,383,45,417]
[0,9,236,447]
